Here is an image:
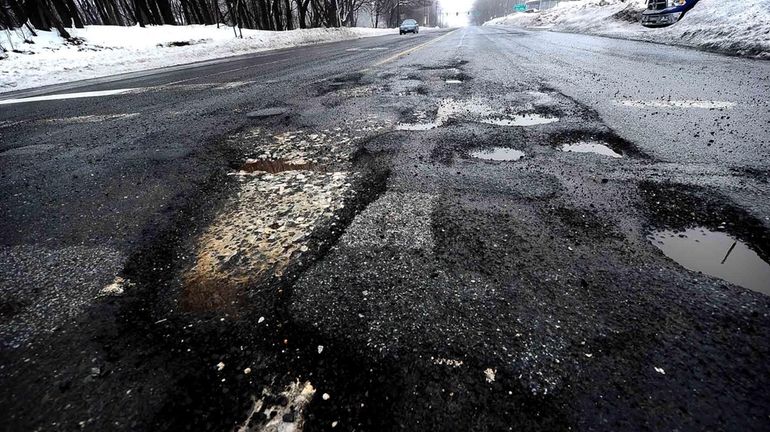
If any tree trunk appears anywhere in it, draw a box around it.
[270,0,281,29]
[283,0,292,29]
[295,0,307,28]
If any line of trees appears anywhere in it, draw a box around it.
[0,0,435,37]
[471,0,518,25]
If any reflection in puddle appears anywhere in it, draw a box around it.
[561,141,622,158]
[471,147,525,161]
[648,228,770,295]
[396,123,438,131]
[240,158,315,173]
[480,114,558,127]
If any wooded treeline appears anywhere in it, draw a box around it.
[470,0,517,25]
[0,0,434,37]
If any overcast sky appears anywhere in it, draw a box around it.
[438,0,472,26]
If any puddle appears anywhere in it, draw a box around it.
[479,114,558,127]
[648,228,770,295]
[471,147,525,161]
[561,141,622,158]
[397,98,557,131]
[239,159,315,173]
[396,123,437,131]
[445,79,463,84]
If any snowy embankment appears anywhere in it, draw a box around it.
[484,0,770,59]
[0,25,397,93]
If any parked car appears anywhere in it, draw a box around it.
[399,19,419,35]
[641,0,700,27]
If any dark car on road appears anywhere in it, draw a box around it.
[399,19,419,34]
[641,0,700,27]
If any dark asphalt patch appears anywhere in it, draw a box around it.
[730,166,770,183]
[246,107,289,119]
[550,207,623,241]
[442,71,472,83]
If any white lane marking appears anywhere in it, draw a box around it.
[0,88,139,105]
[41,113,139,124]
[616,99,735,109]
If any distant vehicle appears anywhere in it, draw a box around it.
[641,0,700,27]
[399,19,419,35]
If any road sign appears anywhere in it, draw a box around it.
[514,4,527,11]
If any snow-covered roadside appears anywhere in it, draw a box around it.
[0,25,407,93]
[484,0,770,59]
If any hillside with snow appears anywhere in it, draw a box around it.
[0,25,397,93]
[484,0,770,59]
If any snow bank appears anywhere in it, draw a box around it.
[484,0,770,59]
[0,25,398,93]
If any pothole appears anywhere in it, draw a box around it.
[418,59,468,71]
[181,170,351,312]
[648,228,770,295]
[317,72,366,95]
[550,130,647,159]
[396,98,560,132]
[239,159,317,174]
[561,141,622,158]
[471,147,525,161]
[479,114,558,127]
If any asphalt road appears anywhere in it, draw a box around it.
[1,26,769,431]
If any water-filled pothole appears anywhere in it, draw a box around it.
[648,228,770,295]
[471,147,525,161]
[561,141,622,158]
[480,114,558,127]
[239,159,316,173]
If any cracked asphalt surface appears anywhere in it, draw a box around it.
[1,26,769,431]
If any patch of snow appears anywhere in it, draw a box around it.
[484,367,496,382]
[0,25,397,93]
[484,0,770,58]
